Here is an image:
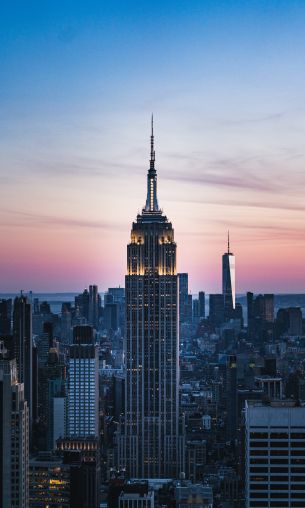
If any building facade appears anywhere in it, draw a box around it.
[12,294,33,423]
[68,326,99,438]
[245,400,305,508]
[119,119,184,478]
[222,233,235,321]
[0,342,29,508]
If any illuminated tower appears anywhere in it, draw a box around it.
[120,117,184,478]
[222,232,235,321]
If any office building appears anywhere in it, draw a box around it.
[119,482,154,508]
[209,294,224,326]
[198,291,205,319]
[88,285,99,329]
[245,400,305,508]
[0,342,29,508]
[222,232,235,321]
[57,438,101,508]
[0,298,12,335]
[29,455,70,507]
[179,273,192,323]
[68,325,99,437]
[13,294,33,423]
[119,119,184,478]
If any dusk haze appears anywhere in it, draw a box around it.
[1,1,305,293]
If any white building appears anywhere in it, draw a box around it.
[68,335,99,438]
[245,400,305,508]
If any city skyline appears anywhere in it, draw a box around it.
[1,2,305,293]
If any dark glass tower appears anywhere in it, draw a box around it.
[120,118,184,478]
[222,232,235,321]
[13,294,33,423]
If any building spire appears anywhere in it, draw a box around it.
[150,113,155,169]
[144,115,159,213]
[228,230,230,254]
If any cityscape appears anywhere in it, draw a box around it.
[1,2,305,508]
[1,123,305,508]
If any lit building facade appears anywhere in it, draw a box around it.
[119,119,184,478]
[222,233,235,321]
[68,326,99,438]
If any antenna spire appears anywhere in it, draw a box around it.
[227,230,230,254]
[144,115,159,212]
[150,113,155,169]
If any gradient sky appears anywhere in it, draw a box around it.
[1,0,305,293]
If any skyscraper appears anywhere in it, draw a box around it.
[67,325,99,438]
[0,342,29,508]
[13,294,33,423]
[120,118,184,478]
[245,400,305,508]
[222,232,235,321]
[88,285,99,329]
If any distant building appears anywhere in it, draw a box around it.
[179,273,191,323]
[88,285,99,329]
[255,375,283,400]
[0,298,12,335]
[222,232,235,321]
[13,294,33,423]
[209,294,224,326]
[245,400,305,508]
[75,288,90,322]
[175,483,213,508]
[68,326,99,437]
[119,482,154,508]
[0,342,29,508]
[276,307,303,337]
[192,299,200,323]
[247,293,274,341]
[198,291,205,319]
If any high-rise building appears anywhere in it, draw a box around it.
[0,298,12,335]
[88,285,99,329]
[209,294,224,326]
[222,232,235,321]
[119,118,184,478]
[75,289,90,322]
[245,400,305,508]
[198,291,205,319]
[57,439,101,508]
[178,273,192,323]
[247,293,274,341]
[67,325,99,438]
[0,342,29,508]
[13,294,33,423]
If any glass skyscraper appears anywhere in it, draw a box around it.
[119,118,184,478]
[222,232,236,321]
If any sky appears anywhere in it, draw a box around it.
[1,0,305,293]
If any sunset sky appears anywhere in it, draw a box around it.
[1,1,305,293]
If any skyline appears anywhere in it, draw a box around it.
[1,1,305,293]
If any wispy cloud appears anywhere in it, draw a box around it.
[0,209,125,231]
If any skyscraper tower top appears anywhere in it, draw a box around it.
[227,230,234,255]
[223,232,236,319]
[144,115,161,215]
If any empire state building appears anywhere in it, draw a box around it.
[119,118,184,479]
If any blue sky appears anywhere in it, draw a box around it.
[1,1,305,292]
